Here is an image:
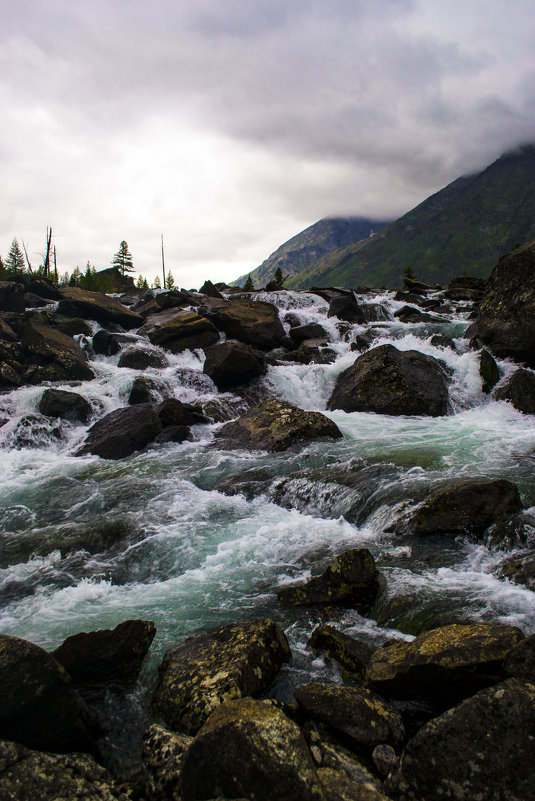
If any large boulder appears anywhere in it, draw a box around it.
[151,618,290,735]
[366,622,524,704]
[203,298,286,350]
[278,548,381,611]
[128,376,169,405]
[138,308,219,353]
[52,619,155,686]
[39,388,92,423]
[203,341,266,390]
[0,634,98,755]
[92,329,121,355]
[466,240,535,366]
[76,404,162,459]
[214,398,342,452]
[397,477,522,539]
[199,279,224,299]
[0,740,128,801]
[386,678,535,801]
[494,368,535,413]
[327,294,365,323]
[295,682,404,750]
[327,344,450,416]
[117,347,169,369]
[57,286,143,329]
[143,724,194,801]
[394,306,442,324]
[0,281,26,312]
[289,322,329,345]
[179,698,325,801]
[21,314,95,382]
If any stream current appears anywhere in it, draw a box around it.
[1,287,534,765]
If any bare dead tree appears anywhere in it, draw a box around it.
[53,245,58,282]
[43,227,52,277]
[21,239,33,273]
[161,233,166,289]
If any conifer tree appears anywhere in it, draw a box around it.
[152,276,161,289]
[165,271,175,290]
[274,267,284,288]
[244,274,254,291]
[6,238,25,273]
[112,240,134,275]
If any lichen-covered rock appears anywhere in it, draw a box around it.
[366,622,524,704]
[117,347,169,370]
[0,634,98,755]
[327,344,450,416]
[398,477,522,538]
[76,404,162,459]
[318,766,393,801]
[58,286,143,329]
[494,368,535,413]
[295,682,404,749]
[504,633,535,683]
[21,313,95,382]
[214,398,342,452]
[139,309,220,353]
[386,678,535,801]
[203,342,266,390]
[278,548,380,611]
[53,315,93,337]
[203,298,286,350]
[142,724,193,801]
[39,388,92,423]
[495,550,535,591]
[308,626,376,679]
[52,619,155,686]
[179,697,325,801]
[0,739,129,801]
[152,618,291,735]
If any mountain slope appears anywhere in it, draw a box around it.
[286,144,535,290]
[235,217,391,287]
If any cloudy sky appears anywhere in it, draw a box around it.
[2,1,535,287]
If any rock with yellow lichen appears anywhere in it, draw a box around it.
[151,619,291,736]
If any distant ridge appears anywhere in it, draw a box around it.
[234,217,391,287]
[285,144,535,289]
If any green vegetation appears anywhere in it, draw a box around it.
[243,274,254,291]
[112,240,134,276]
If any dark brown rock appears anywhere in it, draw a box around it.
[21,314,95,382]
[128,376,168,405]
[204,298,286,350]
[504,633,535,682]
[58,286,143,329]
[327,294,365,323]
[199,279,224,299]
[308,626,376,679]
[203,342,266,390]
[92,329,121,355]
[76,404,162,459]
[117,347,169,369]
[480,348,501,392]
[495,550,535,591]
[52,316,93,338]
[139,308,219,353]
[39,388,92,423]
[394,306,442,324]
[289,323,328,345]
[494,368,535,413]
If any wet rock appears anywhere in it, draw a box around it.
[139,308,220,353]
[351,331,375,352]
[374,594,467,636]
[199,279,224,299]
[76,403,162,459]
[52,619,156,686]
[179,697,325,801]
[466,240,535,366]
[308,626,376,679]
[278,548,381,612]
[118,347,169,370]
[480,348,501,392]
[327,294,365,323]
[504,633,535,682]
[143,724,193,801]
[429,334,457,350]
[21,313,95,382]
[403,277,441,294]
[214,398,342,452]
[203,298,286,350]
[297,340,338,364]
[289,322,328,345]
[398,477,522,539]
[295,682,404,750]
[10,413,63,448]
[366,622,524,704]
[152,618,290,735]
[53,316,93,337]
[57,286,143,329]
[360,303,392,323]
[203,342,266,390]
[155,425,191,444]
[495,550,535,591]
[39,388,92,423]
[386,678,535,801]
[327,344,450,416]
[372,744,399,779]
[128,376,169,405]
[284,312,302,327]
[0,340,24,388]
[394,306,442,324]
[0,633,98,755]
[92,329,121,356]
[134,289,188,317]
[0,740,128,801]
[157,397,201,428]
[494,368,535,413]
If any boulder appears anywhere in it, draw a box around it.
[76,404,162,459]
[52,316,93,337]
[495,551,535,591]
[134,289,188,317]
[0,633,98,755]
[117,347,169,369]
[52,619,156,686]
[480,348,501,392]
[466,240,535,366]
[21,314,95,382]
[199,279,224,299]
[0,340,24,389]
[138,308,219,353]
[504,634,535,683]
[277,548,381,611]
[360,303,392,323]
[403,277,441,294]
[429,334,457,351]
[327,294,365,323]
[203,298,286,350]
[156,398,198,428]
[398,477,522,538]
[57,286,143,329]
[214,398,342,452]
[308,626,376,679]
[394,306,442,324]
[297,340,338,365]
[386,678,535,801]
[155,425,191,444]
[327,344,450,416]
[295,682,404,749]
[143,724,194,801]
[92,329,121,356]
[318,766,392,801]
[203,342,266,390]
[39,388,92,423]
[289,323,329,345]
[152,618,290,735]
[0,740,128,801]
[179,698,325,801]
[366,622,524,704]
[128,376,168,405]
[0,281,26,312]
[494,368,535,413]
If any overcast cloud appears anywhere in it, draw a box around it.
[2,0,535,286]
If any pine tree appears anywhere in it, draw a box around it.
[136,274,145,288]
[165,271,175,290]
[152,276,161,289]
[6,238,25,273]
[112,240,134,275]
[274,267,284,288]
[244,274,254,291]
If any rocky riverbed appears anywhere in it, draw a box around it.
[0,246,534,799]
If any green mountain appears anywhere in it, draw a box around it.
[285,144,535,290]
[235,217,391,287]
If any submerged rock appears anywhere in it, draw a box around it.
[327,344,450,416]
[214,398,342,452]
[203,341,266,390]
[117,347,169,369]
[308,626,376,679]
[152,618,291,735]
[57,286,143,329]
[277,548,381,612]
[386,678,535,801]
[76,403,162,459]
[494,367,535,413]
[39,388,92,423]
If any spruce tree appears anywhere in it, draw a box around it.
[274,267,284,288]
[112,240,134,275]
[165,271,175,290]
[6,238,25,274]
[244,274,254,291]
